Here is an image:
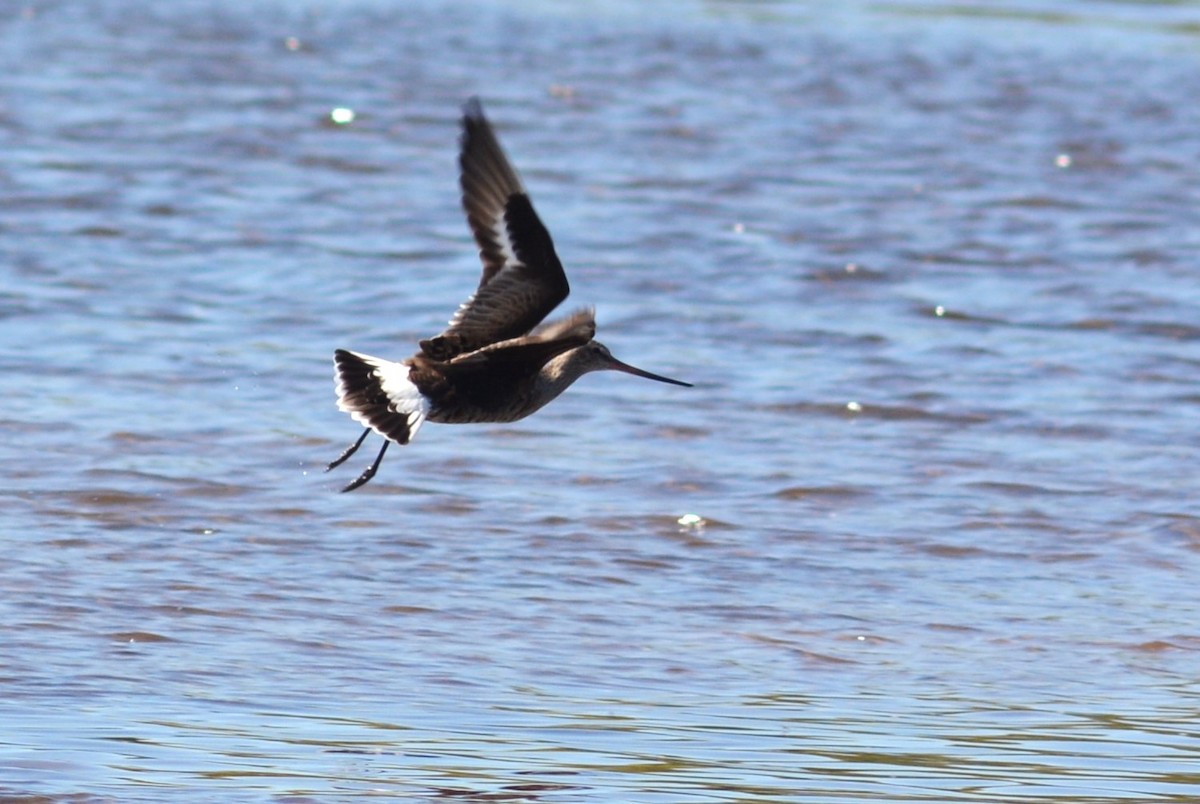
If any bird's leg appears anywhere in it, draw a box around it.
[327,429,371,472]
[340,440,390,493]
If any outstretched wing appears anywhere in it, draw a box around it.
[448,308,596,375]
[420,309,595,416]
[419,98,570,361]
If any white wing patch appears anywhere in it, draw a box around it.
[491,208,520,274]
[448,208,524,328]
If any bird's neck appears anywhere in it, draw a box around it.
[531,348,594,411]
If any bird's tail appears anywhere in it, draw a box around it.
[333,349,430,445]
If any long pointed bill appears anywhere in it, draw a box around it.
[604,355,693,387]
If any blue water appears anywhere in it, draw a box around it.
[2,0,1199,800]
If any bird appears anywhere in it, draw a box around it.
[327,97,692,493]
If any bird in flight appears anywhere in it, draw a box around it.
[328,98,691,492]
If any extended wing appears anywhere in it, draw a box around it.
[419,98,570,361]
[442,308,595,378]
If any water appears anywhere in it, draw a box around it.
[2,0,1199,800]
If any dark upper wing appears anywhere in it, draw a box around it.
[413,309,595,416]
[441,308,594,375]
[418,98,570,361]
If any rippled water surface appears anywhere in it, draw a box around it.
[3,0,1200,800]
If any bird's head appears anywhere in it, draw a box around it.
[580,341,692,387]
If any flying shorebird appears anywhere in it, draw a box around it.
[327,97,691,492]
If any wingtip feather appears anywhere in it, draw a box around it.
[463,96,485,121]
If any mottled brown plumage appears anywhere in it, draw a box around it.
[328,98,690,492]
